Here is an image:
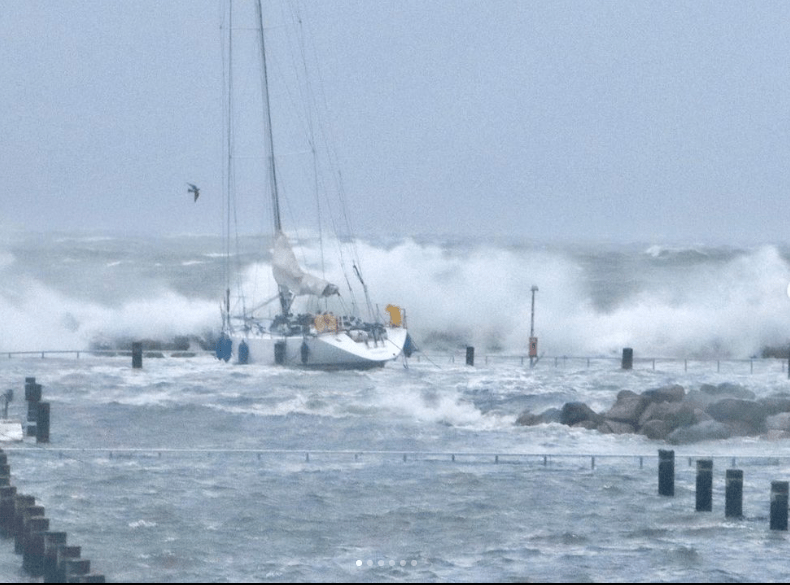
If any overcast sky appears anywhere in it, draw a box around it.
[2,0,790,245]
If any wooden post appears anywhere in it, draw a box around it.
[132,342,143,369]
[725,469,743,518]
[23,516,50,575]
[658,449,674,496]
[43,532,67,582]
[36,402,50,444]
[770,481,789,530]
[695,459,713,512]
[621,348,633,370]
[54,545,81,583]
[0,485,17,536]
[465,346,474,366]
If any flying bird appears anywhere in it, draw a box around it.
[187,183,200,202]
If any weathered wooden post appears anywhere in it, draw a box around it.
[25,380,41,427]
[658,449,675,496]
[0,485,17,535]
[64,558,91,582]
[53,545,81,583]
[42,532,67,582]
[770,481,789,530]
[23,516,50,575]
[725,469,743,518]
[12,496,36,553]
[466,346,475,366]
[695,459,713,512]
[132,342,143,369]
[16,504,44,554]
[621,347,633,370]
[36,402,50,444]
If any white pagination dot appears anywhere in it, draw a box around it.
[355,560,362,567]
[366,560,373,567]
[411,560,417,566]
[400,560,406,566]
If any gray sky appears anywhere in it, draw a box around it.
[2,0,790,245]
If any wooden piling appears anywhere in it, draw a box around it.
[658,449,675,496]
[466,346,475,366]
[0,485,17,535]
[621,348,633,370]
[16,504,45,555]
[695,459,713,512]
[23,516,50,575]
[53,545,81,583]
[42,532,67,582]
[725,469,743,519]
[132,341,143,368]
[770,481,788,530]
[36,402,50,443]
[12,496,36,553]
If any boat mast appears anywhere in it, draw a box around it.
[254,0,282,235]
[255,0,292,315]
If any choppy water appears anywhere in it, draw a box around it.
[4,232,790,581]
[1,354,790,582]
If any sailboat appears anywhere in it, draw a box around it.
[215,0,410,368]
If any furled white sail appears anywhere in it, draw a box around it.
[272,232,339,298]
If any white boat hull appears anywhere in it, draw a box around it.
[229,327,409,369]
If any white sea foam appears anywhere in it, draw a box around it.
[2,234,790,358]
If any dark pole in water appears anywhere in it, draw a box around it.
[695,459,713,512]
[658,449,675,496]
[132,342,143,369]
[725,469,743,518]
[770,481,788,530]
[529,285,538,368]
[36,403,49,444]
[466,346,474,367]
[621,348,633,370]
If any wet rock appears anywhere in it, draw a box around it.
[642,384,685,403]
[639,401,696,430]
[639,419,671,441]
[604,391,649,425]
[538,408,563,424]
[516,407,562,426]
[599,420,635,434]
[561,402,601,427]
[705,399,767,433]
[759,395,790,416]
[667,420,731,444]
[766,412,790,432]
[702,382,755,400]
[515,411,542,426]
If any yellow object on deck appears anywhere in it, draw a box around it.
[385,305,403,327]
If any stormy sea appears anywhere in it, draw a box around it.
[3,230,790,582]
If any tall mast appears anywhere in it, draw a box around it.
[254,0,282,234]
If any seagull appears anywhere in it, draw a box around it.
[187,183,200,202]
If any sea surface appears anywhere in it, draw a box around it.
[3,232,790,582]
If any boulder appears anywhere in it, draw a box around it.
[667,420,732,444]
[516,407,562,426]
[642,384,685,404]
[604,390,649,425]
[639,401,696,430]
[705,399,767,433]
[515,411,542,426]
[560,402,601,427]
[599,420,635,434]
[766,412,790,432]
[639,419,671,441]
[759,395,790,416]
